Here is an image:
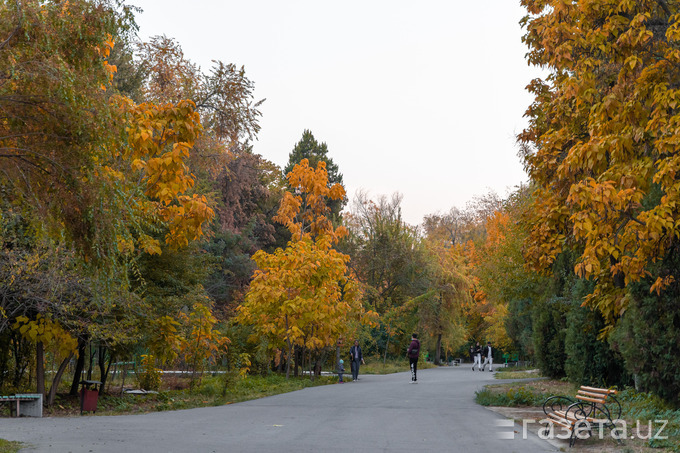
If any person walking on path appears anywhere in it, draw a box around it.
[349,340,364,381]
[472,342,482,371]
[407,333,421,383]
[481,341,494,372]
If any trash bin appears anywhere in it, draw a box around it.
[80,380,102,415]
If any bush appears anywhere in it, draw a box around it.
[564,305,630,387]
[532,297,569,379]
[617,388,680,451]
[506,298,535,359]
[612,277,680,408]
[137,355,162,391]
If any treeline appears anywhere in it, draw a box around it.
[0,0,475,401]
[2,0,680,410]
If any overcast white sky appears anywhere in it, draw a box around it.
[129,1,542,226]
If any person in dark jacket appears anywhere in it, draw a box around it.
[407,333,421,383]
[349,340,364,381]
[472,342,482,371]
[481,341,494,372]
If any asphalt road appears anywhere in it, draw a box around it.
[0,366,556,452]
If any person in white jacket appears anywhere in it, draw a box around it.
[481,341,494,372]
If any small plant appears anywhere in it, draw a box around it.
[0,438,22,453]
[137,354,162,391]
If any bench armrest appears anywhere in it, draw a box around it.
[542,395,575,416]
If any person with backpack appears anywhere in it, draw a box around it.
[407,333,421,383]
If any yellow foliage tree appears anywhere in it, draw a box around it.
[520,0,680,330]
[13,315,78,405]
[239,159,376,378]
[179,302,230,384]
[461,210,523,350]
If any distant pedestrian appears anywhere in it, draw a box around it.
[407,333,421,383]
[338,359,345,383]
[472,342,482,371]
[481,341,494,372]
[469,344,475,364]
[349,340,365,381]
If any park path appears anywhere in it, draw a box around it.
[0,366,556,452]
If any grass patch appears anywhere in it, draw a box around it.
[0,439,22,453]
[476,386,548,407]
[361,357,436,375]
[15,360,426,418]
[41,373,337,417]
[475,380,576,407]
[494,369,543,379]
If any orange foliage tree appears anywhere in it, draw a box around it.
[520,0,680,330]
[238,159,376,378]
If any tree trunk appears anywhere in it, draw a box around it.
[36,341,45,396]
[86,342,94,380]
[98,347,113,394]
[70,336,87,395]
[285,316,292,379]
[314,349,327,378]
[383,336,390,365]
[285,341,292,379]
[46,352,74,406]
[434,333,442,366]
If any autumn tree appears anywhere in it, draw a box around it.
[343,192,429,314]
[238,159,375,378]
[136,36,263,169]
[0,0,131,262]
[422,208,465,246]
[283,130,346,219]
[520,0,680,328]
[0,0,249,397]
[519,1,680,398]
[204,151,286,313]
[342,191,432,357]
[414,241,470,364]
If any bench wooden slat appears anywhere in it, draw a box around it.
[553,410,578,422]
[547,416,573,431]
[578,389,609,399]
[576,395,607,404]
[548,413,572,424]
[580,386,616,394]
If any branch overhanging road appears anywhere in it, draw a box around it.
[0,366,557,452]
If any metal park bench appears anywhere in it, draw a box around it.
[542,386,621,447]
[0,393,43,417]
